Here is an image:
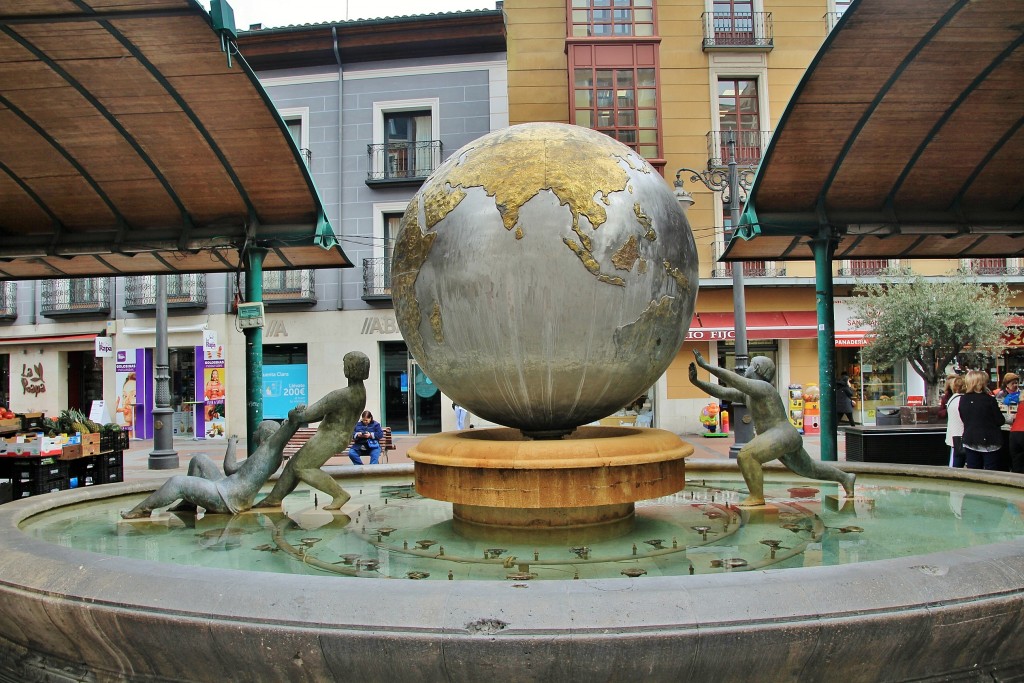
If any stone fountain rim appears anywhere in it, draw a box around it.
[1,462,1021,680]
[0,461,1020,632]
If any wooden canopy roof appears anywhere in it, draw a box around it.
[0,0,350,280]
[726,0,1024,262]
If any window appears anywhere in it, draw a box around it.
[277,107,310,166]
[712,0,753,44]
[371,99,441,181]
[571,0,655,37]
[365,203,407,298]
[574,66,658,157]
[718,78,762,164]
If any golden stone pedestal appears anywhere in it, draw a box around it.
[409,426,692,540]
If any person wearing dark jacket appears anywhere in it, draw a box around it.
[835,374,857,426]
[959,370,1007,470]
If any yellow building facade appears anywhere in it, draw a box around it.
[503,0,1018,431]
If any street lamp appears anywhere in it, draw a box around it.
[674,135,756,458]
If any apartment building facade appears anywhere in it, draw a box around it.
[0,9,507,439]
[504,0,1024,431]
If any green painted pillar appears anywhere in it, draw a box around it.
[244,247,267,455]
[812,229,838,461]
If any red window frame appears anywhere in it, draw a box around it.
[569,0,655,38]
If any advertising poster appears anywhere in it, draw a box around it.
[199,359,227,439]
[114,351,136,439]
[114,349,153,439]
[263,364,308,420]
[194,337,228,439]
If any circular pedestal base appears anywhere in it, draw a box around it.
[452,502,635,543]
[410,426,692,534]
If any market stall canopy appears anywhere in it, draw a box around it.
[726,0,1024,262]
[0,0,350,280]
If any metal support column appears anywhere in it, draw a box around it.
[244,247,267,455]
[812,228,838,461]
[148,274,179,469]
[674,136,756,459]
[725,142,752,459]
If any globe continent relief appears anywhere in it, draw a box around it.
[392,123,698,435]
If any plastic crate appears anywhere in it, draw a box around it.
[68,456,98,487]
[96,452,123,471]
[116,430,130,451]
[10,457,67,483]
[97,466,123,484]
[13,477,67,499]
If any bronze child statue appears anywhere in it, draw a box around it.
[120,412,302,519]
[254,350,370,511]
[689,349,855,506]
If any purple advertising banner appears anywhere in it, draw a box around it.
[196,340,227,439]
[114,348,153,440]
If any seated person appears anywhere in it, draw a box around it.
[349,410,383,465]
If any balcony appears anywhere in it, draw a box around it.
[702,12,773,50]
[706,130,771,168]
[362,257,391,301]
[0,281,16,321]
[962,258,1020,276]
[711,241,785,278]
[837,259,895,277]
[262,270,316,305]
[124,274,207,311]
[366,140,442,186]
[40,278,110,316]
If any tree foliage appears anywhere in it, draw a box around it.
[847,268,1012,404]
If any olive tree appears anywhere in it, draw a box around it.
[847,268,1012,404]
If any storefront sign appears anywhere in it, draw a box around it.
[94,336,113,357]
[361,317,399,335]
[907,395,924,406]
[202,330,220,360]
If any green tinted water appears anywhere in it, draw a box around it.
[21,474,1024,580]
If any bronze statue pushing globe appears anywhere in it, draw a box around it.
[392,122,699,437]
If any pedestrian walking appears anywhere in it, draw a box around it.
[959,370,1007,471]
[942,375,966,467]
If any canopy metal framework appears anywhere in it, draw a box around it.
[0,0,350,280]
[722,0,1023,461]
[728,0,1024,263]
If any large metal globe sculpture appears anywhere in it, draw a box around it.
[392,122,698,436]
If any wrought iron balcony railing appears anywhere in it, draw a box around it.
[706,130,771,168]
[362,257,391,299]
[124,274,207,311]
[366,140,442,183]
[263,269,316,304]
[40,278,110,316]
[0,281,16,320]
[837,259,896,277]
[711,241,785,278]
[702,12,773,49]
[961,258,1020,276]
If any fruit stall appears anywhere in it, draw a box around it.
[0,408,126,503]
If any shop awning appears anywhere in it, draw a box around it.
[725,0,1024,262]
[0,332,98,346]
[686,311,818,341]
[0,0,351,280]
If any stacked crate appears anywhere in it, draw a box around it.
[96,430,127,484]
[10,456,67,499]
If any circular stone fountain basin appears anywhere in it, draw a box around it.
[0,462,1022,682]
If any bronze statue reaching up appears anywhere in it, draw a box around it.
[121,412,302,519]
[254,351,370,511]
[689,349,855,506]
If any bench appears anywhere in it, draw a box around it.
[283,426,396,463]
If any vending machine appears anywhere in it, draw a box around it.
[802,384,821,435]
[788,385,804,433]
